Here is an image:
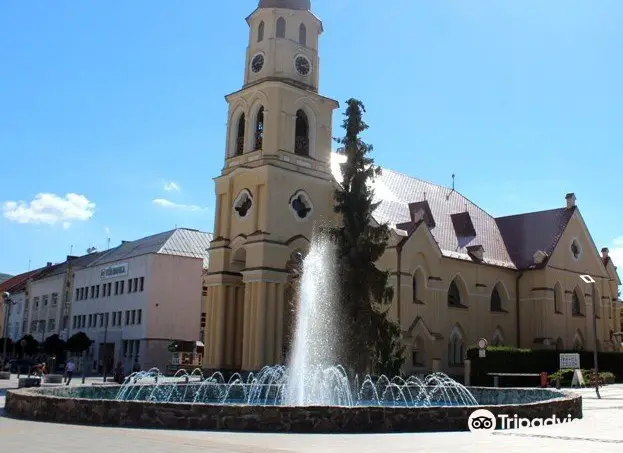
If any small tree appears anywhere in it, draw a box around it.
[18,334,39,356]
[43,334,66,358]
[66,332,92,354]
[330,98,404,375]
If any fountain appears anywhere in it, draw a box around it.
[4,230,583,431]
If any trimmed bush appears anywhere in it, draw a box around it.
[548,369,615,387]
[467,346,623,387]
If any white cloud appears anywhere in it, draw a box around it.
[104,226,110,236]
[163,181,181,192]
[153,198,203,211]
[2,193,95,228]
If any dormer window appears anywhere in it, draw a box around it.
[467,245,484,262]
[451,212,476,237]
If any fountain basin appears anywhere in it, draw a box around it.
[5,386,581,433]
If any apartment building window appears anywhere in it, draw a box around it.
[128,278,133,293]
[131,310,136,324]
[123,340,128,357]
[34,296,40,308]
[90,286,94,298]
[133,277,139,292]
[137,309,142,325]
[125,310,130,325]
[119,280,125,294]
[107,282,112,296]
[112,312,117,326]
[43,295,48,306]
[51,293,58,307]
[48,318,55,331]
[115,281,119,295]
[202,286,208,297]
[139,277,144,291]
[95,285,100,298]
[99,313,104,328]
[135,340,140,357]
[88,314,93,328]
[118,311,122,326]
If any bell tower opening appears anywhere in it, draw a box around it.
[295,110,309,156]
[236,114,245,156]
[254,106,264,151]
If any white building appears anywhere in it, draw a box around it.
[69,228,211,373]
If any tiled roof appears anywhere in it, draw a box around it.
[87,228,213,268]
[0,269,45,293]
[496,208,576,270]
[331,153,516,269]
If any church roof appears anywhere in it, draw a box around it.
[496,208,576,270]
[258,0,311,10]
[330,153,576,270]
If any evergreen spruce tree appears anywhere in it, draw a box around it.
[331,98,405,375]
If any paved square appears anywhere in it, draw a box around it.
[1,378,622,452]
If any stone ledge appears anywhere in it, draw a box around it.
[4,386,582,433]
[44,374,63,384]
[17,377,41,388]
[0,371,10,380]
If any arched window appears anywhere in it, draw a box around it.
[492,328,504,346]
[572,288,582,316]
[254,106,264,150]
[448,326,464,367]
[412,335,424,367]
[235,114,245,155]
[447,280,462,307]
[299,23,307,45]
[554,283,562,313]
[258,21,265,42]
[490,286,502,312]
[276,17,286,38]
[412,274,418,304]
[573,331,584,351]
[295,109,309,156]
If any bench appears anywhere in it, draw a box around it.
[18,377,41,388]
[487,372,546,387]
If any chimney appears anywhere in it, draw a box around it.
[46,262,52,267]
[66,255,78,262]
[565,193,576,209]
[602,247,610,259]
[121,240,129,245]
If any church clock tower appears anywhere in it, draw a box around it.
[204,0,339,372]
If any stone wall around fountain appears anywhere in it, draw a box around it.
[4,386,582,433]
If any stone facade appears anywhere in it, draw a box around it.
[5,386,581,433]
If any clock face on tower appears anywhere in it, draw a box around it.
[295,55,311,76]
[251,54,264,73]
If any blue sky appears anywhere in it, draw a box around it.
[0,0,622,279]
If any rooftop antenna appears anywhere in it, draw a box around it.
[446,173,456,200]
[69,244,73,255]
[28,257,31,271]
[107,237,111,250]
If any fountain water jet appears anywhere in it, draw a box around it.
[284,229,340,406]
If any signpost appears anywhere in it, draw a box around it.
[559,352,584,388]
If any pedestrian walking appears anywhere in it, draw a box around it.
[65,359,75,385]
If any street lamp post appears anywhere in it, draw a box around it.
[580,274,601,399]
[102,313,109,383]
[2,292,17,367]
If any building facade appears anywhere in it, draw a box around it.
[68,228,211,372]
[202,0,622,374]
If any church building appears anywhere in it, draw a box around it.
[202,0,621,375]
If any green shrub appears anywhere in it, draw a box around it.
[467,346,623,387]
